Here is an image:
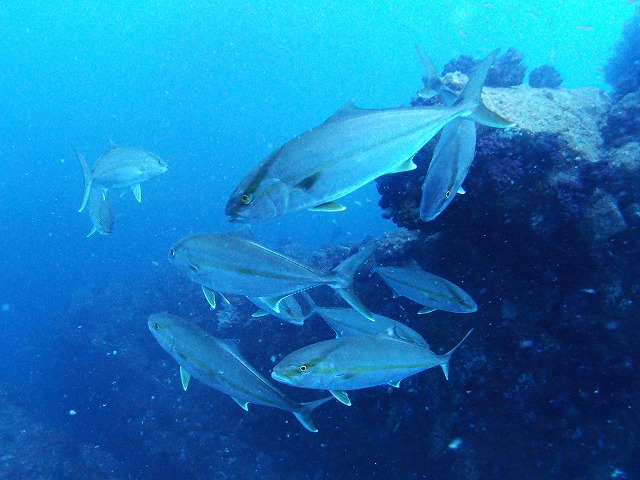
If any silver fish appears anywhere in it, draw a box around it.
[272,329,472,393]
[76,140,168,212]
[148,313,332,432]
[374,261,477,314]
[248,294,312,326]
[420,118,477,221]
[225,50,511,222]
[86,186,115,237]
[313,306,429,348]
[169,231,376,320]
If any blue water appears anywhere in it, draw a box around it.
[0,1,638,479]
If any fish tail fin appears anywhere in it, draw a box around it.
[294,396,333,433]
[75,149,93,213]
[416,45,458,106]
[440,328,473,380]
[457,50,513,128]
[332,243,377,321]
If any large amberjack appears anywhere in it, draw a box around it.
[76,141,168,212]
[148,313,332,432]
[169,231,376,320]
[272,329,473,395]
[226,50,511,222]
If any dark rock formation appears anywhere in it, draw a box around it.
[529,65,563,88]
[604,5,640,99]
[442,47,527,88]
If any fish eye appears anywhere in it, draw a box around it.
[153,322,160,330]
[445,190,451,198]
[169,248,176,257]
[285,306,292,314]
[298,365,308,373]
[241,194,253,205]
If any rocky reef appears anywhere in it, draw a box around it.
[604,5,640,100]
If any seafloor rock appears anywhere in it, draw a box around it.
[442,47,527,88]
[528,65,563,88]
[578,189,627,243]
[376,80,640,322]
[602,91,640,146]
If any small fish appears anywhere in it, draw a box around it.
[225,50,511,222]
[248,294,313,326]
[76,140,168,212]
[272,329,473,393]
[374,261,477,314]
[169,231,376,320]
[86,186,115,237]
[420,118,477,221]
[305,295,429,348]
[148,313,332,432]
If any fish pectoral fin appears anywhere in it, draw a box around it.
[418,306,436,314]
[308,201,346,212]
[388,158,417,174]
[256,294,287,313]
[251,309,269,318]
[132,184,142,203]
[179,366,191,391]
[231,397,249,411]
[108,137,117,149]
[457,186,466,195]
[86,227,97,238]
[391,290,401,299]
[330,390,352,406]
[294,172,321,192]
[387,380,402,388]
[101,188,108,201]
[201,286,217,309]
[219,292,231,306]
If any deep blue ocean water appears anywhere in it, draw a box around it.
[1,1,638,479]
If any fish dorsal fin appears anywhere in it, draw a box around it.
[388,380,402,388]
[132,184,142,203]
[323,101,365,124]
[232,396,249,411]
[309,201,346,212]
[330,390,352,406]
[225,225,257,242]
[201,286,217,309]
[219,338,242,355]
[457,186,466,195]
[251,309,269,318]
[108,138,117,150]
[179,366,191,391]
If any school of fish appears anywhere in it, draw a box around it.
[78,48,513,431]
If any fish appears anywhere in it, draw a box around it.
[225,50,511,222]
[169,230,376,320]
[374,260,477,314]
[420,118,477,221]
[415,46,478,222]
[304,293,429,348]
[86,186,115,237]
[148,313,333,432]
[76,140,168,212]
[248,294,313,326]
[272,329,473,396]
[415,45,459,106]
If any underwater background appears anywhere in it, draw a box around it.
[1,1,639,478]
